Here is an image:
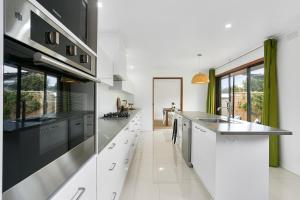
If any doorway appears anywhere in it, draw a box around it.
[152,77,183,130]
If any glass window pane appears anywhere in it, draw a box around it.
[3,65,18,120]
[21,68,45,119]
[250,65,264,123]
[46,75,58,114]
[220,76,230,116]
[233,69,247,120]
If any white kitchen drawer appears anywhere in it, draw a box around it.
[50,156,97,200]
[98,151,122,200]
[97,115,141,200]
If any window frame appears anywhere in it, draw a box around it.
[216,58,264,122]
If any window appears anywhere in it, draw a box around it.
[250,65,264,123]
[217,62,264,123]
[232,69,248,121]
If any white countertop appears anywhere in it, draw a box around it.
[177,111,292,135]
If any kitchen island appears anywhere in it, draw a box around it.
[176,111,292,200]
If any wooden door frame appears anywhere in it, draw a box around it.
[152,77,183,130]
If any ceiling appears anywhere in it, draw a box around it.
[99,0,300,70]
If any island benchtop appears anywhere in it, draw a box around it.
[176,111,292,136]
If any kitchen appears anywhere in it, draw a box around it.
[0,0,300,200]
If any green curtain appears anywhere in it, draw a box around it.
[262,39,280,167]
[206,68,216,114]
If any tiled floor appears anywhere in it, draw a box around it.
[120,129,300,200]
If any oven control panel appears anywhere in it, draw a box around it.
[31,12,93,73]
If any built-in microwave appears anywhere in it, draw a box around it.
[3,0,98,199]
[36,0,88,43]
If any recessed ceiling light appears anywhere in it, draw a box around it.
[98,2,103,8]
[225,23,232,29]
[129,65,134,69]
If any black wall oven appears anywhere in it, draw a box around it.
[3,0,98,199]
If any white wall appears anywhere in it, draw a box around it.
[129,68,207,131]
[97,83,134,116]
[154,79,181,120]
[216,46,264,75]
[215,28,300,176]
[278,28,300,176]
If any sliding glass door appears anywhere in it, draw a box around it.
[217,64,264,123]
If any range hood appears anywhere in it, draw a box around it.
[113,74,124,81]
[110,78,134,94]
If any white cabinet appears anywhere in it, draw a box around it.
[192,122,216,197]
[98,32,127,80]
[97,7,114,86]
[97,48,114,86]
[50,156,97,200]
[97,114,141,200]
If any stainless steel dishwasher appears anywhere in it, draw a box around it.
[182,117,193,168]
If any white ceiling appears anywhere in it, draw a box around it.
[99,0,300,70]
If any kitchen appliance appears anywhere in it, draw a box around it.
[3,0,98,199]
[116,97,122,111]
[128,103,135,110]
[182,117,193,168]
[5,0,97,76]
[36,0,88,43]
[103,112,130,119]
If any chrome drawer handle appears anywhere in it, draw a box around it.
[108,143,116,149]
[124,140,129,144]
[195,126,206,132]
[111,192,117,200]
[109,163,117,171]
[71,187,86,200]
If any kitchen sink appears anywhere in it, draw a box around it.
[198,118,241,124]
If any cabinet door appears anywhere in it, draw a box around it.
[84,114,94,138]
[177,115,183,148]
[69,117,84,149]
[192,123,216,196]
[51,156,97,200]
[97,49,114,86]
[191,123,201,167]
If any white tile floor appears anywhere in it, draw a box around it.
[120,129,300,200]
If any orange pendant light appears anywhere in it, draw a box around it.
[191,54,209,84]
[191,72,210,84]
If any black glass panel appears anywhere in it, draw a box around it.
[3,37,95,192]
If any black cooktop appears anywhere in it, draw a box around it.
[103,112,130,119]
